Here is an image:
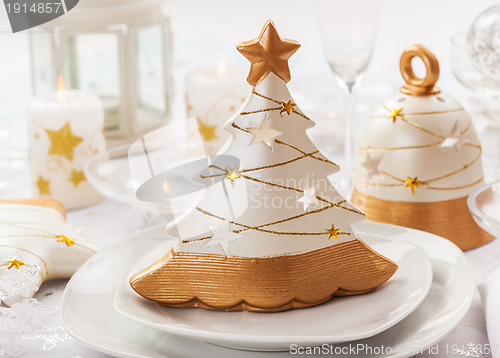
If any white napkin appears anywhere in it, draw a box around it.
[479,267,500,358]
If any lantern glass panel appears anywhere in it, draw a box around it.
[66,33,121,131]
[136,24,168,133]
[30,32,54,95]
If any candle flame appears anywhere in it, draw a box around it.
[57,75,66,101]
[217,57,227,78]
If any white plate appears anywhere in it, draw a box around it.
[468,180,500,237]
[115,234,432,351]
[61,221,474,358]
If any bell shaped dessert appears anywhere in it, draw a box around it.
[352,44,492,251]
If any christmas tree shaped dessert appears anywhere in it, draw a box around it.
[130,21,397,312]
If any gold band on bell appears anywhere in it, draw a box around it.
[130,238,397,312]
[351,189,493,251]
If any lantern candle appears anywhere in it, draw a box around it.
[27,76,106,210]
[186,58,249,154]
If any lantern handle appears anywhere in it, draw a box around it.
[400,44,440,96]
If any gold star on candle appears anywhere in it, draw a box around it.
[56,235,75,247]
[45,122,83,161]
[237,20,301,86]
[6,257,24,269]
[326,224,340,240]
[224,166,240,186]
[68,169,86,188]
[386,108,403,122]
[36,176,51,195]
[197,119,217,142]
[280,100,295,116]
[405,177,421,194]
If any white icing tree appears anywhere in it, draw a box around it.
[131,20,397,312]
[167,21,366,258]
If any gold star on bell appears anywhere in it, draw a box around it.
[197,119,217,142]
[386,108,403,122]
[224,166,240,186]
[36,176,51,195]
[45,122,83,161]
[56,235,75,247]
[326,224,341,240]
[237,20,301,86]
[405,177,421,194]
[280,100,295,116]
[6,257,24,269]
[69,169,86,188]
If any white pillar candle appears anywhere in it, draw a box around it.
[27,81,105,210]
[186,59,249,154]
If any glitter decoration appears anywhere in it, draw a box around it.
[0,298,58,356]
[467,3,500,81]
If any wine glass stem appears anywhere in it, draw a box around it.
[343,88,357,193]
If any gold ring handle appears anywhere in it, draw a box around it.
[400,44,440,96]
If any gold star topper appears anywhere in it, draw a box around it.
[6,257,24,269]
[386,107,403,123]
[326,224,341,240]
[405,177,421,194]
[45,122,83,161]
[237,20,301,86]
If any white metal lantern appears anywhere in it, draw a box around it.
[29,0,173,144]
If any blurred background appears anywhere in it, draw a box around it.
[0,0,499,196]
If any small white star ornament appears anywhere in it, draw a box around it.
[205,219,243,256]
[361,152,385,178]
[441,120,469,151]
[246,113,282,149]
[0,200,99,306]
[297,187,319,211]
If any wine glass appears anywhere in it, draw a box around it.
[316,0,382,195]
[451,31,500,178]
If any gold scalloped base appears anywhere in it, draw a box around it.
[129,238,398,312]
[351,189,494,251]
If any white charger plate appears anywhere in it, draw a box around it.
[114,233,432,351]
[61,221,474,358]
[468,180,500,237]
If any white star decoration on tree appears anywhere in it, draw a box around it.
[246,114,282,148]
[361,151,385,178]
[205,219,243,256]
[441,121,469,151]
[297,187,319,211]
